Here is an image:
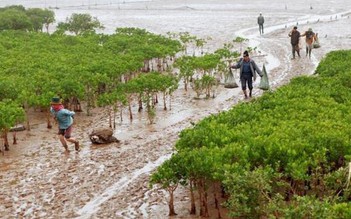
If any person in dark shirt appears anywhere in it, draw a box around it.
[257,12,265,35]
[288,26,301,59]
[230,51,263,99]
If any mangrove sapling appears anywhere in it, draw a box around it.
[149,158,181,216]
[146,107,155,124]
[202,74,217,98]
[191,78,204,99]
[0,136,4,155]
[189,179,197,215]
[0,100,25,151]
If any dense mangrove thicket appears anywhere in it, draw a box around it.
[0,22,241,151]
[150,50,351,218]
[0,6,244,152]
[0,28,185,148]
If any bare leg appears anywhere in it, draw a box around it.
[59,134,69,152]
[67,138,80,151]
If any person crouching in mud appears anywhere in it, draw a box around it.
[230,51,263,99]
[50,97,80,153]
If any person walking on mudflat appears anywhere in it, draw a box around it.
[257,12,265,35]
[230,51,263,99]
[301,27,317,59]
[50,97,80,153]
[288,26,301,59]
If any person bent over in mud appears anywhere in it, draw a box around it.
[230,51,263,99]
[50,97,80,153]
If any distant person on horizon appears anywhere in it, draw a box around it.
[230,51,263,99]
[301,27,317,59]
[257,12,265,35]
[50,97,80,153]
[288,26,301,59]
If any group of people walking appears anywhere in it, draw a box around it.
[288,26,318,59]
[258,12,318,59]
[229,13,319,101]
[50,12,319,153]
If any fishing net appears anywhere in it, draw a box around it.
[224,68,238,88]
[259,64,270,90]
[313,33,321,48]
[313,39,321,48]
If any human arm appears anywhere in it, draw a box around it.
[229,58,242,69]
[230,63,239,69]
[251,60,263,77]
[313,33,318,42]
[62,109,75,119]
[288,28,295,37]
[297,31,301,38]
[69,110,75,119]
[50,107,58,123]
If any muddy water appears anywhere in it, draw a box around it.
[1,0,351,218]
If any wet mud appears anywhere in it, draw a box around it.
[1,0,351,218]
